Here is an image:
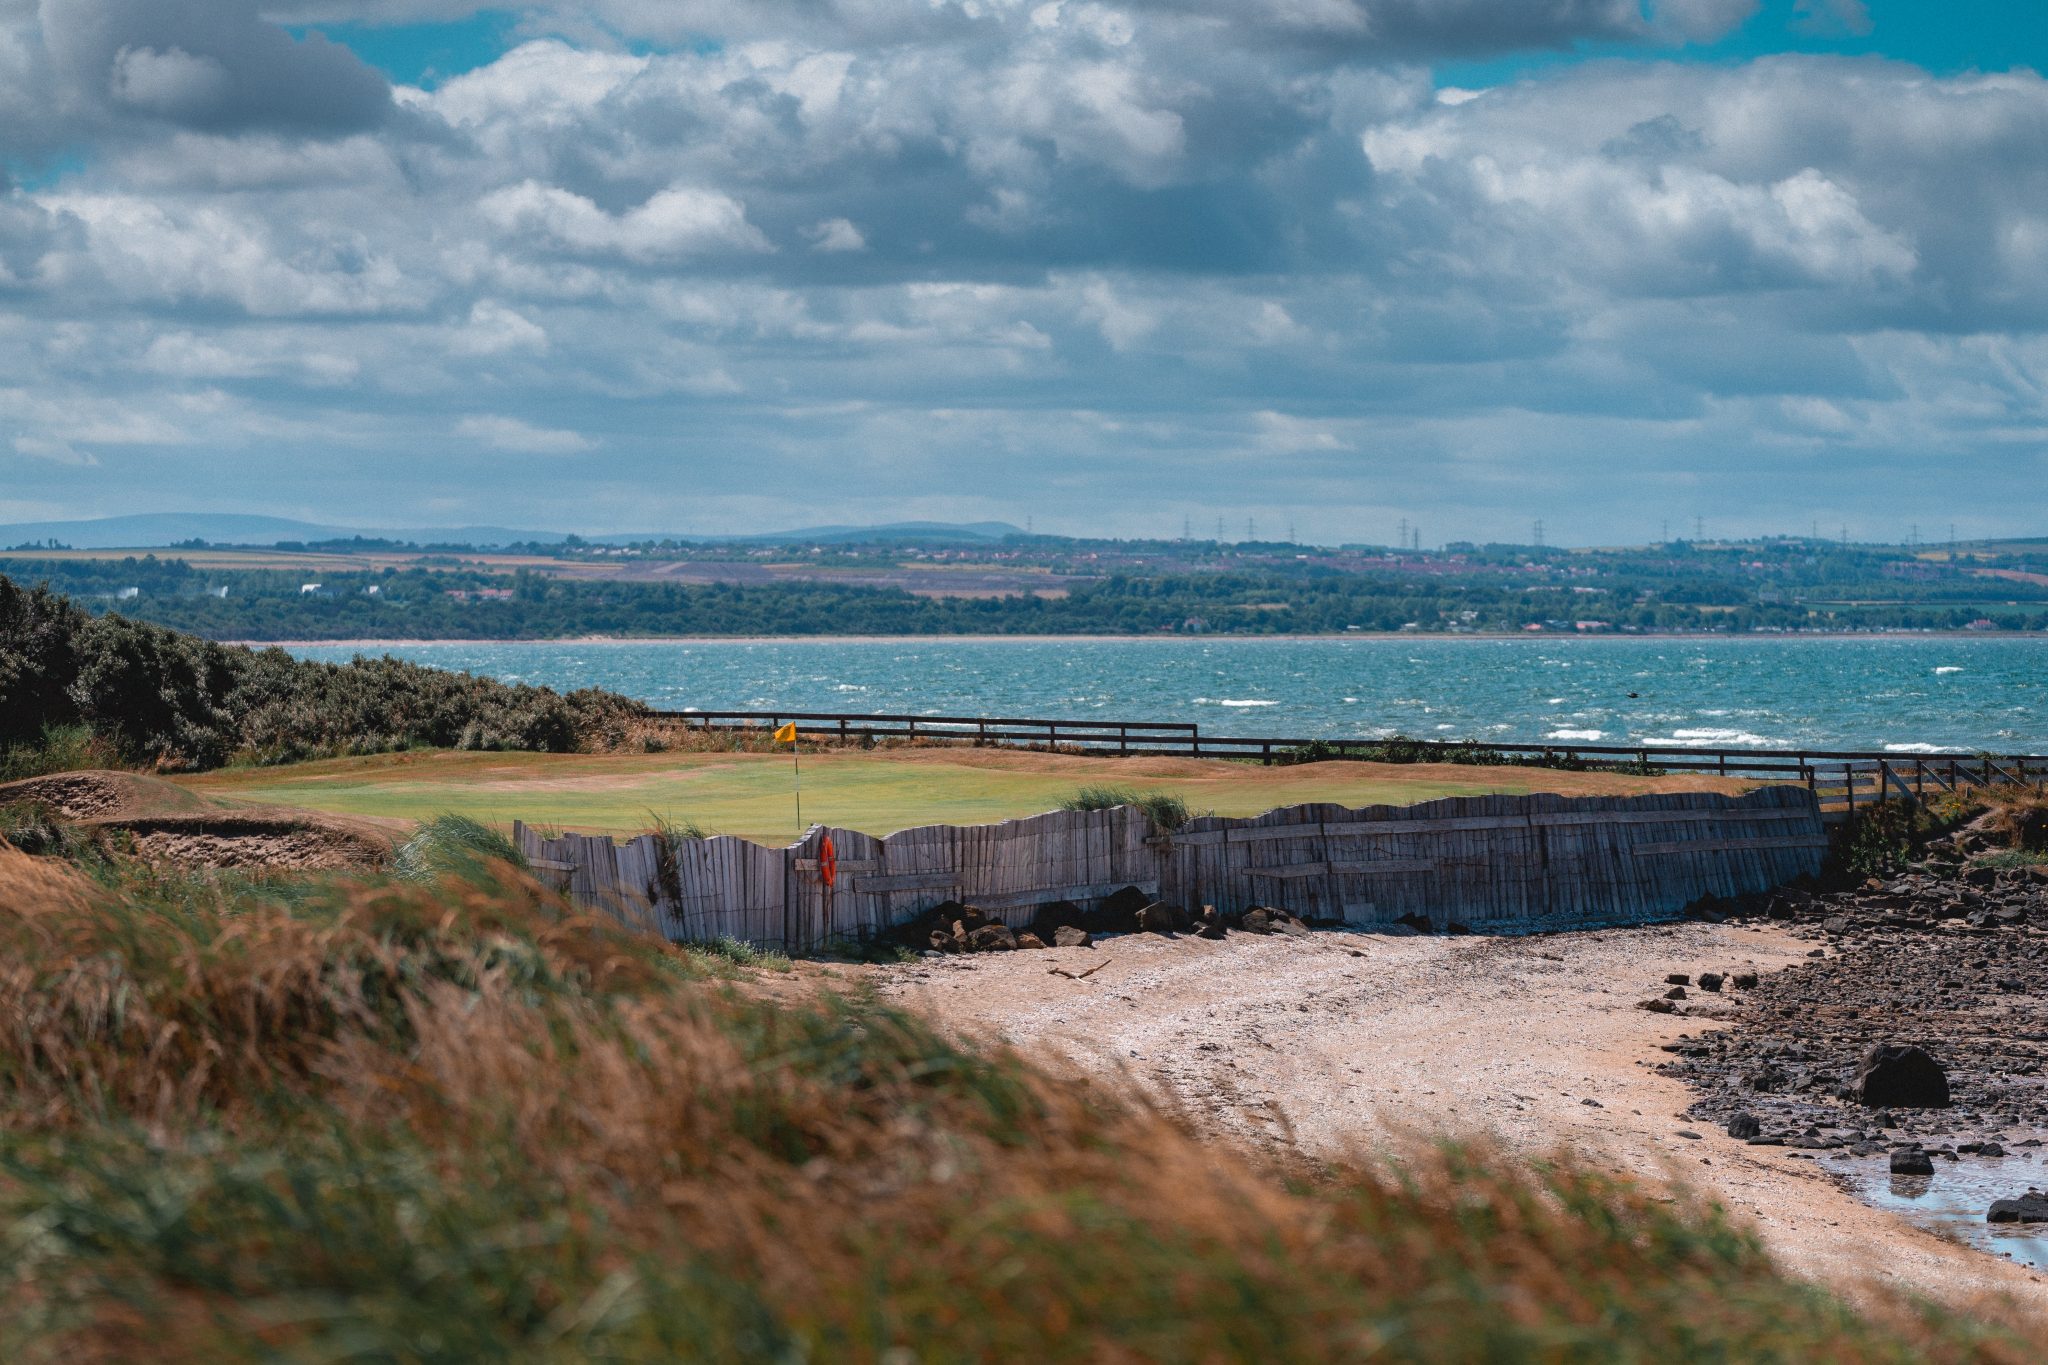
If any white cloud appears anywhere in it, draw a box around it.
[480,181,773,262]
[807,218,867,252]
[454,414,595,453]
[11,435,99,466]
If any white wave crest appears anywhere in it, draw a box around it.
[1884,742,1945,753]
[1934,666,1964,675]
[1648,728,1787,748]
[1546,728,1605,741]
[1193,697,1279,708]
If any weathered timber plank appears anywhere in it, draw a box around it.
[855,870,962,894]
[1630,835,1830,856]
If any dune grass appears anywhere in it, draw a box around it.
[175,746,1752,844]
[0,842,2034,1361]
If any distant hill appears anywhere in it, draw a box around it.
[0,514,561,550]
[0,514,1025,551]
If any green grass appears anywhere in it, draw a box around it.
[176,747,1746,844]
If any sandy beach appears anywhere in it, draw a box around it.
[876,922,2048,1311]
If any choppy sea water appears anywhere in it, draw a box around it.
[284,636,2048,753]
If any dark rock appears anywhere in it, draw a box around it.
[1823,916,1852,935]
[966,923,1018,952]
[1031,899,1085,938]
[1676,1130,1703,1140]
[1987,1194,2048,1223]
[1664,986,1688,1000]
[1665,974,1692,986]
[1853,1044,1952,1109]
[1980,1141,2006,1157]
[1014,931,1046,950]
[1890,1147,1935,1176]
[1727,1112,1762,1139]
[1732,972,1758,989]
[1135,901,1189,935]
[928,930,962,954]
[1243,906,1311,939]
[1093,886,1151,933]
[1698,972,1724,993]
[1194,904,1228,939]
[1638,998,1677,1014]
[1052,925,1093,949]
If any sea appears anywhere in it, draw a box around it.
[278,636,2048,754]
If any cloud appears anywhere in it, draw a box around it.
[480,180,774,262]
[455,414,595,453]
[38,0,391,139]
[806,218,867,252]
[11,435,98,466]
[1792,0,1873,38]
[5,10,2048,540]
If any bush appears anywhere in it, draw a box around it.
[0,724,111,783]
[1831,799,1923,880]
[1276,735,1645,773]
[0,575,640,771]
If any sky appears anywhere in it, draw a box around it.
[3,1,2047,546]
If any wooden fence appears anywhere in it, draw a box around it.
[514,785,1824,951]
[652,708,2048,822]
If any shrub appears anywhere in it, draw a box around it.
[1831,799,1923,880]
[0,574,641,771]
[0,724,111,783]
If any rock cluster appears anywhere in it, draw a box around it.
[899,889,1314,954]
[1657,857,2048,1171]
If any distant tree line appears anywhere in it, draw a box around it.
[0,577,640,772]
[4,557,2047,641]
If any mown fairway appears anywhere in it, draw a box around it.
[179,746,1754,844]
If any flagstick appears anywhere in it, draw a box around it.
[791,734,803,832]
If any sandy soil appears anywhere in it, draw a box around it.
[878,922,2048,1313]
[1,771,399,870]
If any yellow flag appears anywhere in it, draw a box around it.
[773,722,798,744]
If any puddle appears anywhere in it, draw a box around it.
[1835,1143,2048,1271]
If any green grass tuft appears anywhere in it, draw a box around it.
[391,813,527,883]
[1058,785,1193,830]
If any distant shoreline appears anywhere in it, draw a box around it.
[230,631,2048,648]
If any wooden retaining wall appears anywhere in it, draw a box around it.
[514,785,1824,951]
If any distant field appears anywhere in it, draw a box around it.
[178,747,1756,845]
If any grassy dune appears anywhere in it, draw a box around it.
[178,746,1757,843]
[0,840,2033,1361]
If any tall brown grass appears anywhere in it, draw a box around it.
[0,844,2037,1361]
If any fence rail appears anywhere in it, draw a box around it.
[649,707,2048,819]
